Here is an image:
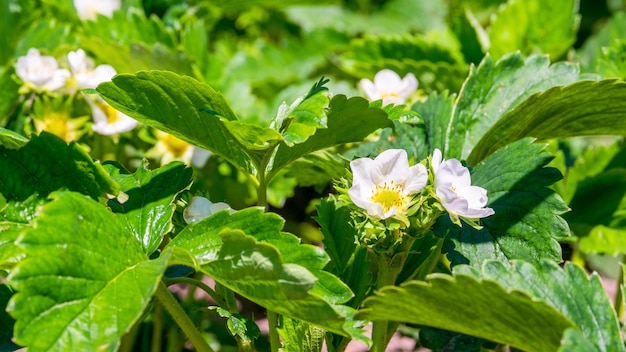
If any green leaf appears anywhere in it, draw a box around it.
[167,207,360,337]
[488,0,579,60]
[272,78,330,146]
[285,1,447,36]
[0,128,27,150]
[444,53,580,160]
[278,317,324,352]
[270,95,392,175]
[105,160,193,254]
[0,132,119,202]
[357,271,576,352]
[0,222,26,270]
[469,80,626,164]
[456,260,624,351]
[314,199,371,308]
[82,39,194,76]
[221,120,284,152]
[579,225,626,255]
[14,20,75,57]
[213,307,260,345]
[0,67,21,123]
[203,229,355,336]
[339,34,467,92]
[559,329,598,352]
[284,151,347,189]
[96,70,253,173]
[577,11,626,74]
[412,90,455,153]
[8,191,170,351]
[443,139,569,266]
[344,120,429,162]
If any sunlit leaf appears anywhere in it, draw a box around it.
[357,269,575,352]
[469,80,626,164]
[96,70,253,173]
[8,192,170,351]
[456,260,624,351]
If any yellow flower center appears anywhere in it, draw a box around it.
[379,91,399,100]
[95,99,120,124]
[161,133,191,158]
[371,181,405,214]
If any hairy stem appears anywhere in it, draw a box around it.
[155,281,214,352]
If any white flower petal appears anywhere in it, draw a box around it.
[400,73,418,98]
[359,78,378,101]
[404,163,428,193]
[431,150,494,220]
[74,0,121,20]
[191,148,212,168]
[349,148,427,220]
[373,69,402,88]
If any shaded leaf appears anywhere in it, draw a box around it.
[8,192,170,351]
[443,139,569,266]
[470,80,626,164]
[105,160,193,254]
[0,284,17,351]
[0,132,119,202]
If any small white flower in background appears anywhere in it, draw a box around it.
[349,149,428,221]
[184,196,233,224]
[89,98,138,135]
[66,49,138,135]
[359,69,418,105]
[67,49,117,90]
[15,48,70,92]
[148,131,212,168]
[73,0,121,20]
[431,149,494,224]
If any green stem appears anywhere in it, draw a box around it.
[615,256,625,320]
[151,300,164,352]
[267,310,281,352]
[370,252,406,352]
[155,281,214,352]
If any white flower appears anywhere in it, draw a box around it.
[89,97,138,135]
[73,0,121,20]
[184,196,233,224]
[348,149,428,220]
[359,69,418,105]
[15,48,70,92]
[148,131,211,168]
[65,49,138,135]
[67,49,117,89]
[431,149,494,222]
